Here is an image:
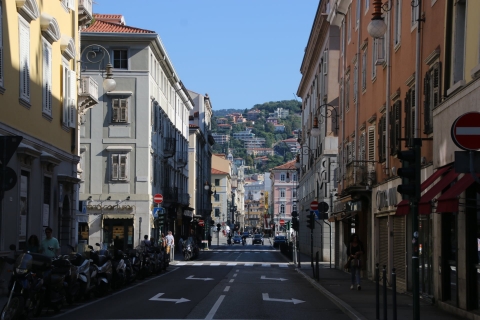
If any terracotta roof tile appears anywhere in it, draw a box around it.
[211,168,228,175]
[83,20,155,34]
[271,159,296,170]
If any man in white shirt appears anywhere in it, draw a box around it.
[165,231,174,261]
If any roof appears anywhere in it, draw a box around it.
[83,15,155,34]
[271,160,297,170]
[211,168,229,175]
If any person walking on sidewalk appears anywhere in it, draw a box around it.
[347,233,364,291]
[165,231,174,261]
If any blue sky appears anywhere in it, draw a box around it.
[94,1,319,110]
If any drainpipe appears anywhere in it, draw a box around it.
[414,0,422,139]
[354,4,362,184]
[385,1,391,172]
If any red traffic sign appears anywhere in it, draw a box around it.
[451,112,480,151]
[279,219,285,226]
[153,194,163,204]
[310,201,319,211]
[198,219,204,227]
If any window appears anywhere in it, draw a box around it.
[341,19,345,56]
[345,75,350,111]
[365,0,370,11]
[292,188,297,198]
[394,0,402,46]
[423,62,441,134]
[62,0,75,10]
[411,0,419,27]
[280,189,286,198]
[0,2,3,89]
[112,99,128,123]
[214,194,220,202]
[293,204,297,212]
[348,5,352,42]
[362,48,367,91]
[356,0,362,30]
[280,204,285,214]
[113,49,128,69]
[452,1,466,83]
[19,16,30,103]
[280,173,286,181]
[62,62,76,128]
[215,179,220,186]
[111,153,128,181]
[372,39,378,79]
[378,114,387,163]
[353,61,358,102]
[215,208,220,217]
[390,100,402,155]
[292,173,297,182]
[404,87,415,146]
[359,132,366,161]
[42,39,52,116]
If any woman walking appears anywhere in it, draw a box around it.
[347,233,364,290]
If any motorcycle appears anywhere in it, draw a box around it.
[89,244,112,297]
[183,237,198,261]
[66,245,96,300]
[0,244,50,320]
[110,249,127,290]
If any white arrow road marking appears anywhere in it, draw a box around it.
[186,275,214,281]
[149,293,189,304]
[262,293,304,304]
[261,275,288,281]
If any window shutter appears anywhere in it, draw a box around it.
[120,154,127,179]
[360,132,366,161]
[433,62,441,108]
[423,71,431,134]
[112,154,119,180]
[0,3,3,87]
[120,99,128,122]
[347,142,352,163]
[42,41,52,115]
[62,66,69,126]
[368,126,375,161]
[19,20,30,101]
[68,70,76,128]
[67,0,75,10]
[112,99,119,122]
[351,139,356,161]
[395,101,401,152]
[323,50,328,75]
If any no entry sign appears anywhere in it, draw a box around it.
[154,194,163,203]
[310,201,319,211]
[279,219,285,226]
[451,112,480,151]
[198,219,204,226]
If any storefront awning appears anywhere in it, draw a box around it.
[103,214,134,219]
[436,173,480,213]
[418,169,459,214]
[395,164,453,215]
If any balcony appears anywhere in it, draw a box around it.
[162,187,178,204]
[344,163,376,191]
[78,0,93,27]
[179,192,190,206]
[177,151,188,168]
[164,137,176,158]
[78,76,99,114]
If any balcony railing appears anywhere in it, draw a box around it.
[345,163,376,189]
[164,138,176,158]
[177,151,188,167]
[162,187,178,203]
[78,0,93,26]
[78,76,99,113]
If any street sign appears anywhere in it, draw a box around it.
[198,219,204,226]
[310,201,319,211]
[451,112,480,151]
[279,219,285,226]
[153,207,164,218]
[153,194,163,204]
[318,201,329,213]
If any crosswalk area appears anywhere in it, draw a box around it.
[172,261,290,267]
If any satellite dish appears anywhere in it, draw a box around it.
[391,166,397,176]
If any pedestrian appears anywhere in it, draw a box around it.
[26,234,40,253]
[141,234,151,250]
[165,231,174,260]
[40,227,60,258]
[347,233,364,290]
[159,233,166,248]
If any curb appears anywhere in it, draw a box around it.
[295,267,367,320]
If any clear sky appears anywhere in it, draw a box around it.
[94,1,319,110]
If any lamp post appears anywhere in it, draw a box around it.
[309,103,339,138]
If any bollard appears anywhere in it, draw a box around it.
[376,263,379,320]
[315,251,320,281]
[392,268,397,320]
[383,265,387,320]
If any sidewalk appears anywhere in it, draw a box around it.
[292,252,464,320]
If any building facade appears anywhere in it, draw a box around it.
[269,160,297,234]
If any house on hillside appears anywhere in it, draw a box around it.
[246,148,274,156]
[266,117,278,124]
[274,124,285,132]
[247,109,262,121]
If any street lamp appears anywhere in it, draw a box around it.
[80,44,117,92]
[367,0,388,39]
[310,103,339,137]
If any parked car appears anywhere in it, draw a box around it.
[232,236,242,244]
[252,234,264,245]
[273,236,287,248]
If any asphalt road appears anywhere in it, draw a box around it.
[46,244,349,320]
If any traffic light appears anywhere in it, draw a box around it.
[157,210,165,226]
[306,213,315,229]
[397,142,421,200]
[286,221,291,230]
[216,223,221,231]
[292,217,299,231]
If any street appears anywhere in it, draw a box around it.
[45,242,349,320]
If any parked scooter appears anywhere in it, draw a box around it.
[110,249,127,290]
[0,245,48,319]
[65,245,96,300]
[89,244,112,297]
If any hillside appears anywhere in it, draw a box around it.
[211,100,301,173]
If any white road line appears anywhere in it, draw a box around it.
[224,286,230,292]
[229,279,234,283]
[279,264,288,268]
[227,263,237,266]
[210,263,220,266]
[204,295,225,320]
[236,269,239,272]
[262,264,271,267]
[233,274,237,277]
[245,263,254,266]
[176,262,187,265]
[193,263,203,266]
